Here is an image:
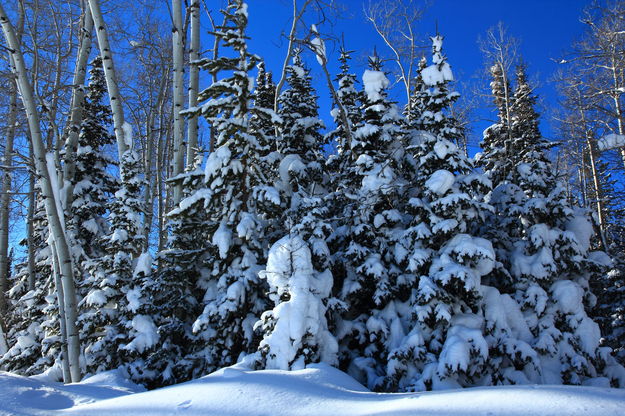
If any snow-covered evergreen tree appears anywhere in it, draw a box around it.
[329,53,411,390]
[256,233,337,370]
[188,0,280,372]
[387,34,499,391]
[480,63,625,387]
[70,56,117,267]
[130,167,205,387]
[256,49,336,371]
[79,124,145,376]
[1,195,57,376]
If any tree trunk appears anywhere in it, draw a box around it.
[171,0,185,203]
[186,0,200,169]
[62,7,94,209]
[87,0,128,159]
[50,241,72,383]
[0,3,81,383]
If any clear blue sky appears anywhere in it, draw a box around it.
[245,0,591,153]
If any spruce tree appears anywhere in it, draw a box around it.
[388,34,498,391]
[70,56,117,266]
[331,53,410,390]
[79,124,145,375]
[1,197,53,375]
[481,63,625,387]
[189,0,280,372]
[256,50,336,371]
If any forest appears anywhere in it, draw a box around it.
[0,0,624,396]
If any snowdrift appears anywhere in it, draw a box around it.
[1,364,625,416]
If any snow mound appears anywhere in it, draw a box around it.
[0,364,620,415]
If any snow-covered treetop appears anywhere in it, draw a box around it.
[362,53,388,102]
[421,34,454,86]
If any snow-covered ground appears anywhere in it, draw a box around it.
[1,364,625,416]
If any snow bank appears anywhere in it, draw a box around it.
[0,364,624,415]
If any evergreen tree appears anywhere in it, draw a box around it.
[388,34,498,391]
[481,63,625,387]
[79,126,145,375]
[189,0,280,372]
[70,56,117,266]
[1,197,54,375]
[256,50,336,371]
[331,53,410,390]
[131,167,205,387]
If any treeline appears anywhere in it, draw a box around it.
[0,0,624,392]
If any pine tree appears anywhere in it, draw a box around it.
[79,125,145,375]
[256,50,336,371]
[1,195,56,376]
[331,53,410,391]
[131,167,205,387]
[70,56,117,266]
[481,63,625,387]
[189,0,280,372]
[387,34,498,391]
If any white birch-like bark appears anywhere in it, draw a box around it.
[171,0,185,203]
[186,0,200,169]
[50,240,72,383]
[62,7,94,208]
[0,3,81,383]
[87,0,128,158]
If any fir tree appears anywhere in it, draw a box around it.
[388,34,497,391]
[70,56,117,266]
[79,126,145,375]
[189,0,280,372]
[332,53,410,391]
[256,50,336,371]
[481,63,625,387]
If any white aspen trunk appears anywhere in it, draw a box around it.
[27,144,36,292]
[62,7,94,209]
[186,0,200,169]
[171,0,185,203]
[87,0,127,159]
[50,240,72,383]
[0,4,81,383]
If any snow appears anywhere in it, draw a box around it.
[212,220,232,259]
[565,211,593,252]
[425,169,455,195]
[362,70,389,102]
[123,315,159,354]
[122,122,133,149]
[1,364,624,415]
[310,36,326,66]
[597,133,625,151]
[421,62,454,86]
[133,252,152,277]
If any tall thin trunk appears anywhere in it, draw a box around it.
[186,0,200,169]
[50,241,71,383]
[87,0,127,159]
[62,7,94,209]
[27,144,36,292]
[0,3,81,382]
[171,0,185,204]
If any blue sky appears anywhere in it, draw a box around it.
[245,0,591,152]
